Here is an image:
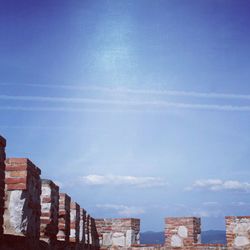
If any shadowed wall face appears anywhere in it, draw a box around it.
[40,179,59,245]
[57,193,71,242]
[79,208,86,245]
[3,158,41,249]
[69,201,80,243]
[0,135,6,236]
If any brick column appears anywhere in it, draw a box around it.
[90,217,100,249]
[0,135,6,236]
[40,179,59,247]
[85,213,90,248]
[95,218,140,248]
[79,208,86,246]
[226,216,250,249]
[69,201,80,243]
[165,217,201,248]
[4,158,41,249]
[57,193,71,243]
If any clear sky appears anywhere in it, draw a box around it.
[1,0,250,232]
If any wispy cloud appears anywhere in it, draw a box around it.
[187,179,250,192]
[192,209,222,218]
[96,204,145,216]
[2,82,250,100]
[2,97,250,112]
[202,201,219,206]
[79,174,167,188]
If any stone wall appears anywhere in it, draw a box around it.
[57,193,71,244]
[226,216,250,249]
[90,216,100,249]
[85,213,90,247]
[96,218,140,248]
[40,179,59,247]
[4,157,41,249]
[0,135,6,236]
[79,208,86,246]
[164,217,201,248]
[69,201,80,243]
[2,134,250,250]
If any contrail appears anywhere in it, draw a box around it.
[1,94,250,112]
[1,82,250,100]
[1,101,250,112]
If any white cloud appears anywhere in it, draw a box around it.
[187,179,250,192]
[79,174,167,188]
[96,204,145,216]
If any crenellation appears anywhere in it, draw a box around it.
[0,135,250,250]
[57,192,71,244]
[40,179,59,248]
[165,217,201,248]
[96,218,140,248]
[3,157,41,249]
[69,201,80,243]
[79,208,86,246]
[225,216,250,249]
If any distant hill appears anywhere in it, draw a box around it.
[140,230,226,245]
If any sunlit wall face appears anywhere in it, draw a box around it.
[1,0,250,231]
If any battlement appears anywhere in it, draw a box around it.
[0,134,250,250]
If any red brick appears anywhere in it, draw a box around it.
[6,183,27,190]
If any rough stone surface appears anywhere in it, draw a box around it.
[226,216,250,249]
[69,201,80,243]
[3,158,41,249]
[40,179,59,247]
[85,213,90,247]
[96,218,140,248]
[79,208,86,246]
[165,217,201,247]
[56,193,71,243]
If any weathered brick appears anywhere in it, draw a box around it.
[56,193,71,243]
[96,218,140,248]
[164,217,201,248]
[40,179,59,248]
[3,157,41,250]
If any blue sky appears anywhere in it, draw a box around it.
[1,0,250,231]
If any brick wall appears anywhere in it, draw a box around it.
[0,135,6,236]
[96,218,140,248]
[79,208,86,246]
[90,216,100,249]
[4,158,41,249]
[69,201,80,243]
[57,193,71,243]
[226,216,250,249]
[85,213,90,247]
[165,217,201,248]
[40,179,59,247]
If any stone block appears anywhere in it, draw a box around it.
[69,201,80,243]
[4,158,41,249]
[226,216,250,249]
[56,193,71,243]
[164,217,201,247]
[40,179,59,247]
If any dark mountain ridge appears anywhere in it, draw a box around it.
[140,230,226,245]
